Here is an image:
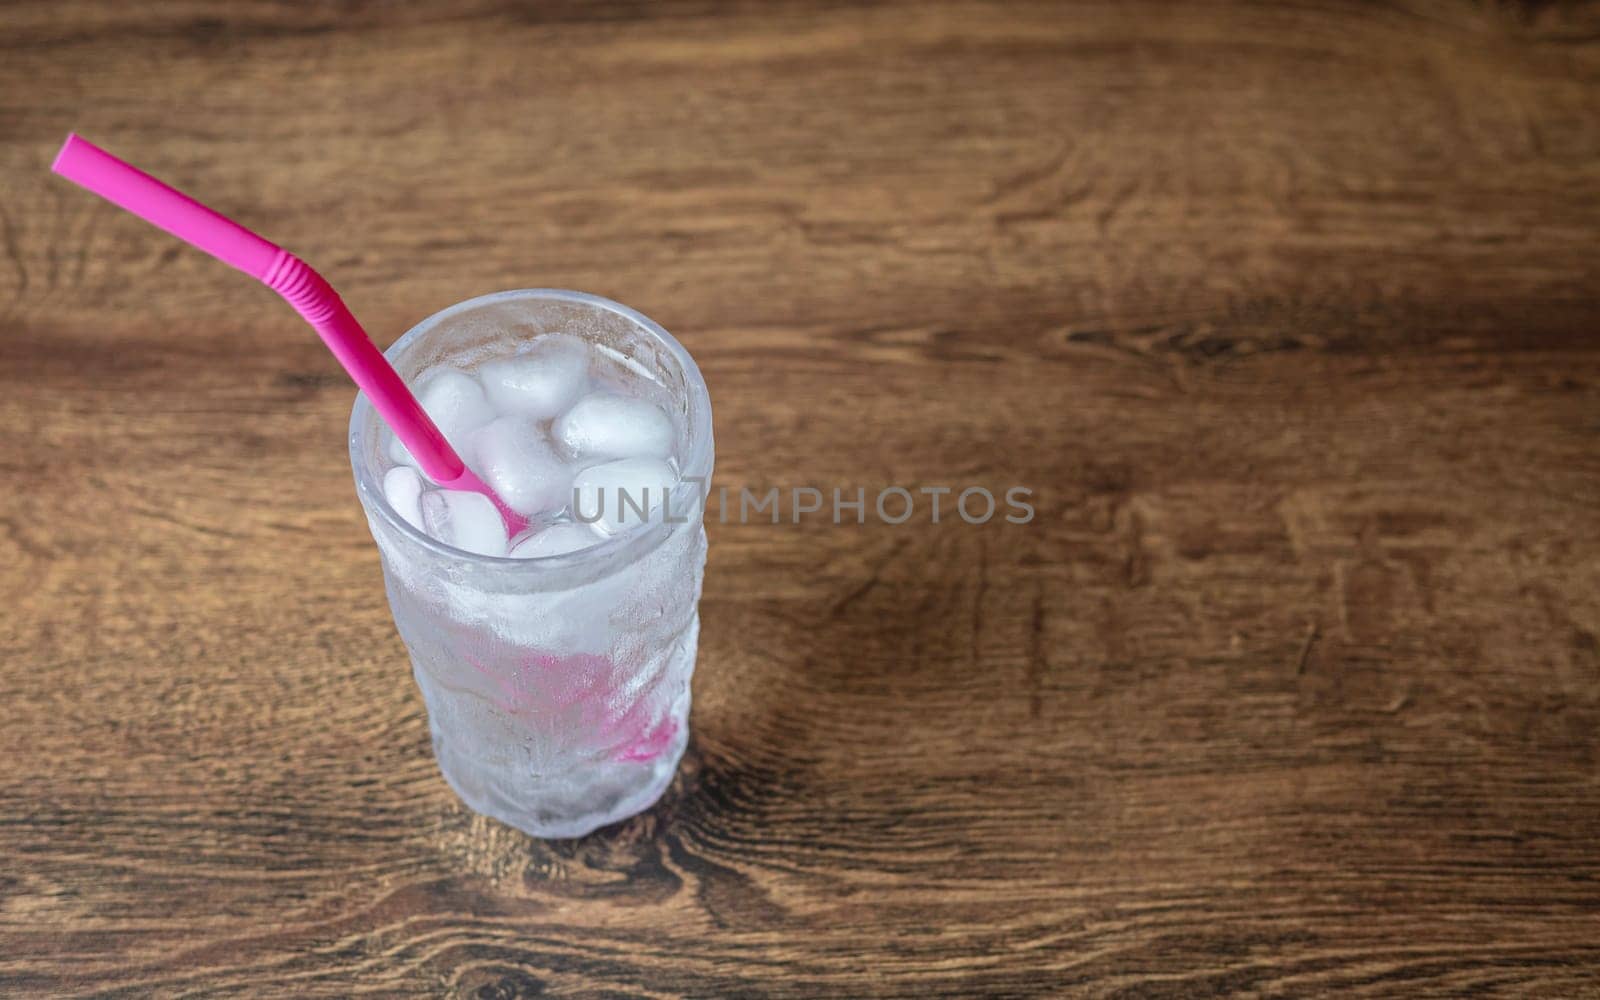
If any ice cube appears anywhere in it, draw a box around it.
[388,370,497,472]
[382,466,426,530]
[571,457,680,535]
[420,488,508,557]
[469,416,573,517]
[457,567,631,653]
[478,334,591,419]
[508,522,605,559]
[551,392,675,462]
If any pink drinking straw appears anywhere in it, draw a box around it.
[50,134,527,537]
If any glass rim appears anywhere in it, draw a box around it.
[347,287,713,572]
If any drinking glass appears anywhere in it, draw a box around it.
[348,289,712,838]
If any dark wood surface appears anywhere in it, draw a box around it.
[3,1,1600,996]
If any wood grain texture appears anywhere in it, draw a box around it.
[3,0,1600,996]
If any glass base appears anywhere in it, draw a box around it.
[429,711,688,840]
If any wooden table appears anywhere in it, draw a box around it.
[3,2,1598,995]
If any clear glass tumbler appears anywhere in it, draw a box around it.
[347,289,712,839]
